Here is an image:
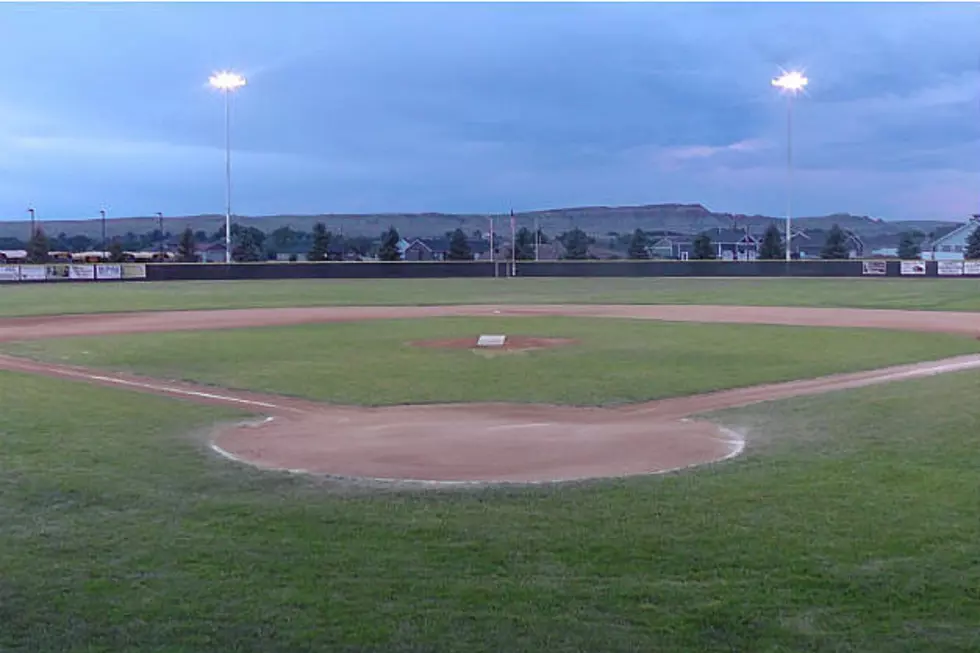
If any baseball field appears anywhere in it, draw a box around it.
[2,277,979,651]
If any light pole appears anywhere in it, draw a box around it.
[156,212,164,258]
[27,207,35,240]
[488,215,496,278]
[771,70,808,262]
[100,209,107,256]
[534,215,540,261]
[209,70,247,264]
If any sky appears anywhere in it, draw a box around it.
[1,1,978,222]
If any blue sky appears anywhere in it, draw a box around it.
[1,1,978,222]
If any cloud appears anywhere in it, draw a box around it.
[0,2,977,221]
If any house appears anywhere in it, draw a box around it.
[403,237,491,261]
[790,229,865,259]
[708,229,760,260]
[195,242,227,263]
[923,215,980,261]
[649,236,693,260]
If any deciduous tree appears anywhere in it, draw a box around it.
[232,227,263,262]
[897,233,921,260]
[561,227,590,260]
[627,229,649,259]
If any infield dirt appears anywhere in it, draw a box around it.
[2,304,979,484]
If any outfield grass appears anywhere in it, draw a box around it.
[2,368,979,652]
[3,277,980,318]
[5,317,980,406]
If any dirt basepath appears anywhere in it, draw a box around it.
[2,304,980,484]
[4,304,980,342]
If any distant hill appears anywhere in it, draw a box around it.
[0,204,965,243]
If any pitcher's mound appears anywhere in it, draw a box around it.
[410,336,576,352]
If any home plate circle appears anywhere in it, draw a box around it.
[477,334,507,347]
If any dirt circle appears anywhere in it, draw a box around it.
[410,335,577,352]
[211,405,744,485]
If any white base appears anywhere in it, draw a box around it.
[476,334,507,347]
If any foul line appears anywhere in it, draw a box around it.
[31,366,285,410]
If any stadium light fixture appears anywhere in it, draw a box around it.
[209,71,247,263]
[771,70,808,262]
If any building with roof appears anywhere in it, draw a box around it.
[789,229,866,259]
[923,215,980,261]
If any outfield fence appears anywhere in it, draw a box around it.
[2,259,979,284]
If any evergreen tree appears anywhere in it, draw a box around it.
[897,233,921,260]
[107,239,125,263]
[308,222,331,261]
[965,224,980,260]
[758,224,785,260]
[820,224,851,259]
[27,227,51,263]
[561,227,590,260]
[692,232,716,260]
[378,227,402,261]
[446,228,472,261]
[627,229,649,259]
[177,228,198,262]
[27,228,49,264]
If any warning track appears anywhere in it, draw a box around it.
[1,304,979,484]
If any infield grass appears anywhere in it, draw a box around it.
[2,369,979,652]
[5,317,980,405]
[3,277,980,317]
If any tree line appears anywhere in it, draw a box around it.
[9,220,980,264]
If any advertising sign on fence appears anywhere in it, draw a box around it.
[95,264,122,280]
[121,263,147,279]
[68,265,95,280]
[862,260,887,275]
[900,260,927,275]
[964,261,980,276]
[19,265,46,281]
[46,263,69,280]
[938,261,964,276]
[0,265,19,281]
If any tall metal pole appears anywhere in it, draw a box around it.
[534,215,539,261]
[512,211,517,274]
[27,208,35,240]
[785,94,793,262]
[489,216,496,278]
[224,89,232,264]
[100,209,107,256]
[156,212,164,258]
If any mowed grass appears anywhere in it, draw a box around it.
[4,277,980,317]
[2,369,980,652]
[5,317,980,405]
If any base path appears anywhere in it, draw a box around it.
[2,304,980,484]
